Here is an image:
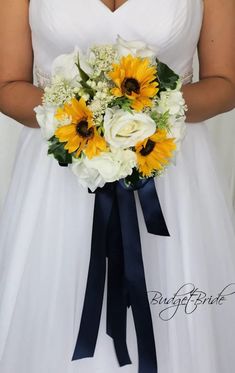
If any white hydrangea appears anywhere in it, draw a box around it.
[157,89,186,117]
[155,88,187,151]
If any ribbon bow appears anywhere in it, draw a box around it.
[71,177,169,373]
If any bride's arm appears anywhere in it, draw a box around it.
[0,0,42,128]
[182,0,235,123]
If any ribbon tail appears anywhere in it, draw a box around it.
[106,192,132,366]
[71,188,113,361]
[138,178,170,236]
[116,184,158,373]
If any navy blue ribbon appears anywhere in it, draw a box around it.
[71,177,169,373]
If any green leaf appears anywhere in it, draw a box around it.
[48,135,56,142]
[110,96,132,111]
[124,168,142,188]
[80,81,95,98]
[75,93,82,100]
[157,60,179,91]
[48,136,72,165]
[76,54,90,82]
[150,110,170,130]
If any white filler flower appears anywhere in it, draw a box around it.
[104,108,156,149]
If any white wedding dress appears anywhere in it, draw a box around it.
[1,1,235,372]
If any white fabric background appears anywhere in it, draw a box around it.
[0,59,235,211]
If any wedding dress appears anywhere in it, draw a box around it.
[1,1,235,372]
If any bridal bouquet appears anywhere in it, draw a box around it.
[35,36,187,191]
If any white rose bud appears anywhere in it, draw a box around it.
[116,35,156,58]
[51,47,92,85]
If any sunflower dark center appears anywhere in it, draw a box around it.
[140,140,155,156]
[122,78,140,95]
[76,120,94,139]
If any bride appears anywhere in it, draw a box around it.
[0,0,235,372]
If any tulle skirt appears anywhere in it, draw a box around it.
[0,123,235,373]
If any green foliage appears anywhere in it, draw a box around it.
[48,136,72,166]
[80,81,95,98]
[75,93,82,100]
[97,125,104,136]
[124,168,142,188]
[150,110,170,130]
[109,97,132,112]
[156,59,179,91]
[76,55,95,99]
[75,55,90,82]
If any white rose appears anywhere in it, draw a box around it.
[34,105,59,140]
[86,148,137,182]
[104,108,156,148]
[116,35,156,58]
[71,149,137,191]
[51,47,92,85]
[71,157,105,192]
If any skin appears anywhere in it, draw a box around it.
[101,0,128,12]
[0,0,234,128]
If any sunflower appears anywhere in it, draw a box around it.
[108,54,159,111]
[135,129,176,177]
[54,98,107,159]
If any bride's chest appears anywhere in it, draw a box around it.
[29,0,203,76]
[100,0,128,12]
[29,0,203,50]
